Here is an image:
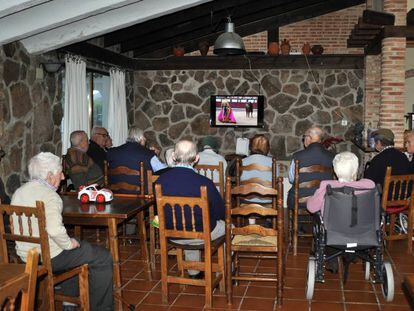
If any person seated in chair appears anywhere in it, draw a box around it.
[287,126,334,209]
[307,151,375,215]
[197,136,227,185]
[65,130,104,190]
[87,126,110,171]
[155,140,225,278]
[11,152,113,311]
[364,128,411,190]
[107,126,166,193]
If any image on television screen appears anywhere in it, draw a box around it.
[215,95,259,126]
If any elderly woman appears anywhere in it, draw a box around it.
[307,151,375,215]
[11,152,113,311]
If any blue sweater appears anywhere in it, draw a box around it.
[155,167,225,232]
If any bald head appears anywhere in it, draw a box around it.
[70,131,88,152]
[173,140,198,166]
[304,126,323,147]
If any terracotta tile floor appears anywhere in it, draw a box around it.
[86,231,414,310]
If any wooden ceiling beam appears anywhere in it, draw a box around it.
[104,0,256,47]
[362,9,395,26]
[135,0,364,58]
[121,0,292,53]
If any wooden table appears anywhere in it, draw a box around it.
[61,194,153,310]
[0,263,29,308]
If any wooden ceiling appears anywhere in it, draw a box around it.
[62,0,365,69]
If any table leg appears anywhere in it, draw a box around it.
[137,212,151,278]
[74,226,82,239]
[107,218,122,311]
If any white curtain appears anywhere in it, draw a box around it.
[108,68,128,147]
[62,55,89,154]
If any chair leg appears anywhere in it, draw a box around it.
[149,225,156,271]
[96,228,100,243]
[293,208,298,256]
[122,223,126,246]
[226,245,232,305]
[78,265,90,311]
[204,252,213,309]
[389,214,396,245]
[218,245,225,292]
[176,248,185,291]
[160,242,169,305]
[46,275,55,311]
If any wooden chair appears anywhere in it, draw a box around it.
[225,177,284,305]
[104,160,145,245]
[235,157,277,188]
[381,166,414,253]
[290,160,333,256]
[0,248,39,311]
[194,162,225,197]
[0,202,89,311]
[147,170,160,270]
[155,184,225,308]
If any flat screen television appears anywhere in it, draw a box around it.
[210,95,265,128]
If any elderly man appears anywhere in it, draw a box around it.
[156,140,225,278]
[107,127,165,193]
[65,131,103,190]
[405,131,414,162]
[87,126,109,170]
[287,126,334,208]
[364,128,411,189]
[197,136,227,185]
[11,152,113,311]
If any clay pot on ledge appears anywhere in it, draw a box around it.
[280,39,291,55]
[172,46,185,57]
[302,42,311,55]
[198,41,209,56]
[311,44,324,55]
[267,42,279,56]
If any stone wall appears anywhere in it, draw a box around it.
[132,69,364,159]
[0,42,62,196]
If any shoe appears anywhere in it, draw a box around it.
[189,272,204,279]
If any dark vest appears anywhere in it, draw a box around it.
[87,140,107,171]
[288,143,334,208]
[106,142,155,194]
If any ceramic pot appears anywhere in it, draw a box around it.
[302,42,311,55]
[173,46,185,57]
[198,41,209,56]
[280,39,291,55]
[311,44,324,55]
[267,42,279,56]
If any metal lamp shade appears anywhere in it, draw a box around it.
[213,22,246,55]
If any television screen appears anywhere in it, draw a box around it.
[210,95,265,128]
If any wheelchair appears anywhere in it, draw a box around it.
[305,185,394,302]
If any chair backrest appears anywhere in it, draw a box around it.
[194,162,225,197]
[323,185,381,246]
[155,184,211,246]
[104,160,145,195]
[0,202,52,271]
[147,170,160,197]
[381,166,414,209]
[294,159,333,205]
[60,155,69,193]
[235,157,277,188]
[225,176,283,238]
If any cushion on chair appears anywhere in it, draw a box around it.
[386,205,409,214]
[232,234,277,247]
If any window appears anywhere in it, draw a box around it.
[87,71,110,129]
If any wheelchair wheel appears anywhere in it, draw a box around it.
[381,262,394,302]
[306,257,316,300]
[398,214,408,234]
[364,261,370,281]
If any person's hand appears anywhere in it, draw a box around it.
[70,238,80,249]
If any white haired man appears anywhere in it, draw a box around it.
[287,126,334,209]
[11,152,113,311]
[106,126,166,193]
[87,126,110,171]
[155,140,225,278]
[65,130,103,189]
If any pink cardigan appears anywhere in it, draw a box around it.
[306,179,376,215]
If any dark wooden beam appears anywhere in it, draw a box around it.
[122,0,293,53]
[347,39,369,47]
[135,0,364,57]
[103,0,257,47]
[132,55,364,70]
[352,28,381,36]
[362,9,395,26]
[60,42,141,70]
[408,9,414,26]
[267,28,279,43]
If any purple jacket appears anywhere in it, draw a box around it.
[307,179,375,215]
